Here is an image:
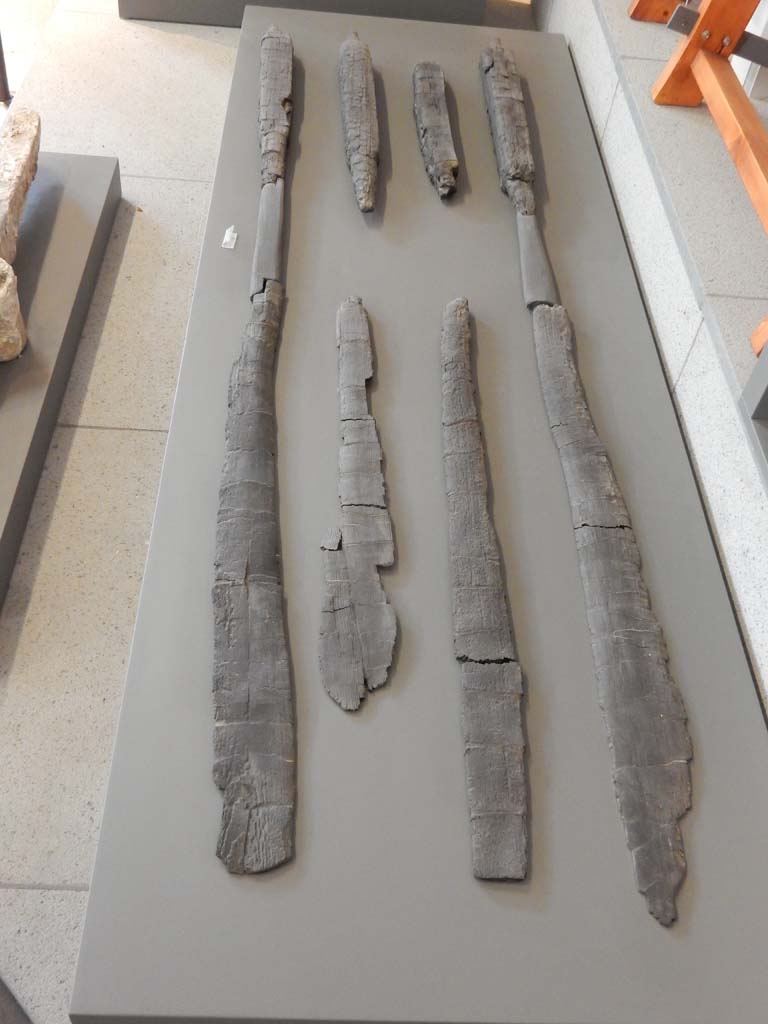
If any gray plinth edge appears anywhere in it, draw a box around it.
[0,153,120,610]
[117,0,535,29]
[71,9,768,1024]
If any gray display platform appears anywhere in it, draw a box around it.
[72,9,768,1024]
[118,0,534,29]
[0,153,120,608]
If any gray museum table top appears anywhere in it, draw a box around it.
[72,9,768,1024]
[0,153,120,610]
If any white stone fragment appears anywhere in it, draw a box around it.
[0,107,41,362]
[0,258,25,361]
[0,107,40,265]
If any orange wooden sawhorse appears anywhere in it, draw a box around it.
[630,0,768,355]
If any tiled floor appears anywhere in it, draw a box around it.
[0,0,59,94]
[0,889,86,1024]
[0,3,237,1021]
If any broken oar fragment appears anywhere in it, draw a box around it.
[440,297,528,879]
[338,33,380,212]
[413,61,459,199]
[319,297,396,711]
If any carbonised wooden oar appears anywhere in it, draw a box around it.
[338,32,380,212]
[318,297,397,712]
[481,38,693,925]
[212,25,296,874]
[412,62,459,199]
[440,297,528,879]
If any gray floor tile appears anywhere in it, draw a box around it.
[0,426,166,887]
[706,295,768,392]
[674,321,768,687]
[12,9,238,180]
[623,56,768,299]
[59,1,118,12]
[0,888,87,1024]
[593,0,677,61]
[601,85,702,383]
[0,0,58,92]
[547,0,620,139]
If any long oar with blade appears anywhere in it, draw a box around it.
[212,25,296,874]
[481,39,693,925]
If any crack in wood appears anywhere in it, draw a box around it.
[441,297,528,879]
[212,26,296,873]
[319,297,396,711]
[482,37,693,923]
[412,62,459,199]
[338,33,380,212]
[480,40,534,215]
[533,303,692,926]
[259,25,292,186]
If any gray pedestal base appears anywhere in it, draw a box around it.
[117,0,535,29]
[0,153,121,609]
[72,8,768,1024]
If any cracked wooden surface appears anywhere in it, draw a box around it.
[258,25,292,186]
[213,283,295,873]
[412,62,458,199]
[480,40,534,215]
[441,297,528,879]
[482,37,693,923]
[533,304,692,926]
[338,33,379,212]
[481,40,556,309]
[319,297,396,711]
[212,27,296,873]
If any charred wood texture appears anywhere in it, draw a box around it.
[212,27,296,873]
[213,284,295,873]
[481,37,693,923]
[338,33,379,212]
[480,40,534,215]
[259,25,292,186]
[480,41,556,309]
[412,62,458,199]
[533,304,692,926]
[441,297,527,879]
[319,297,396,711]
